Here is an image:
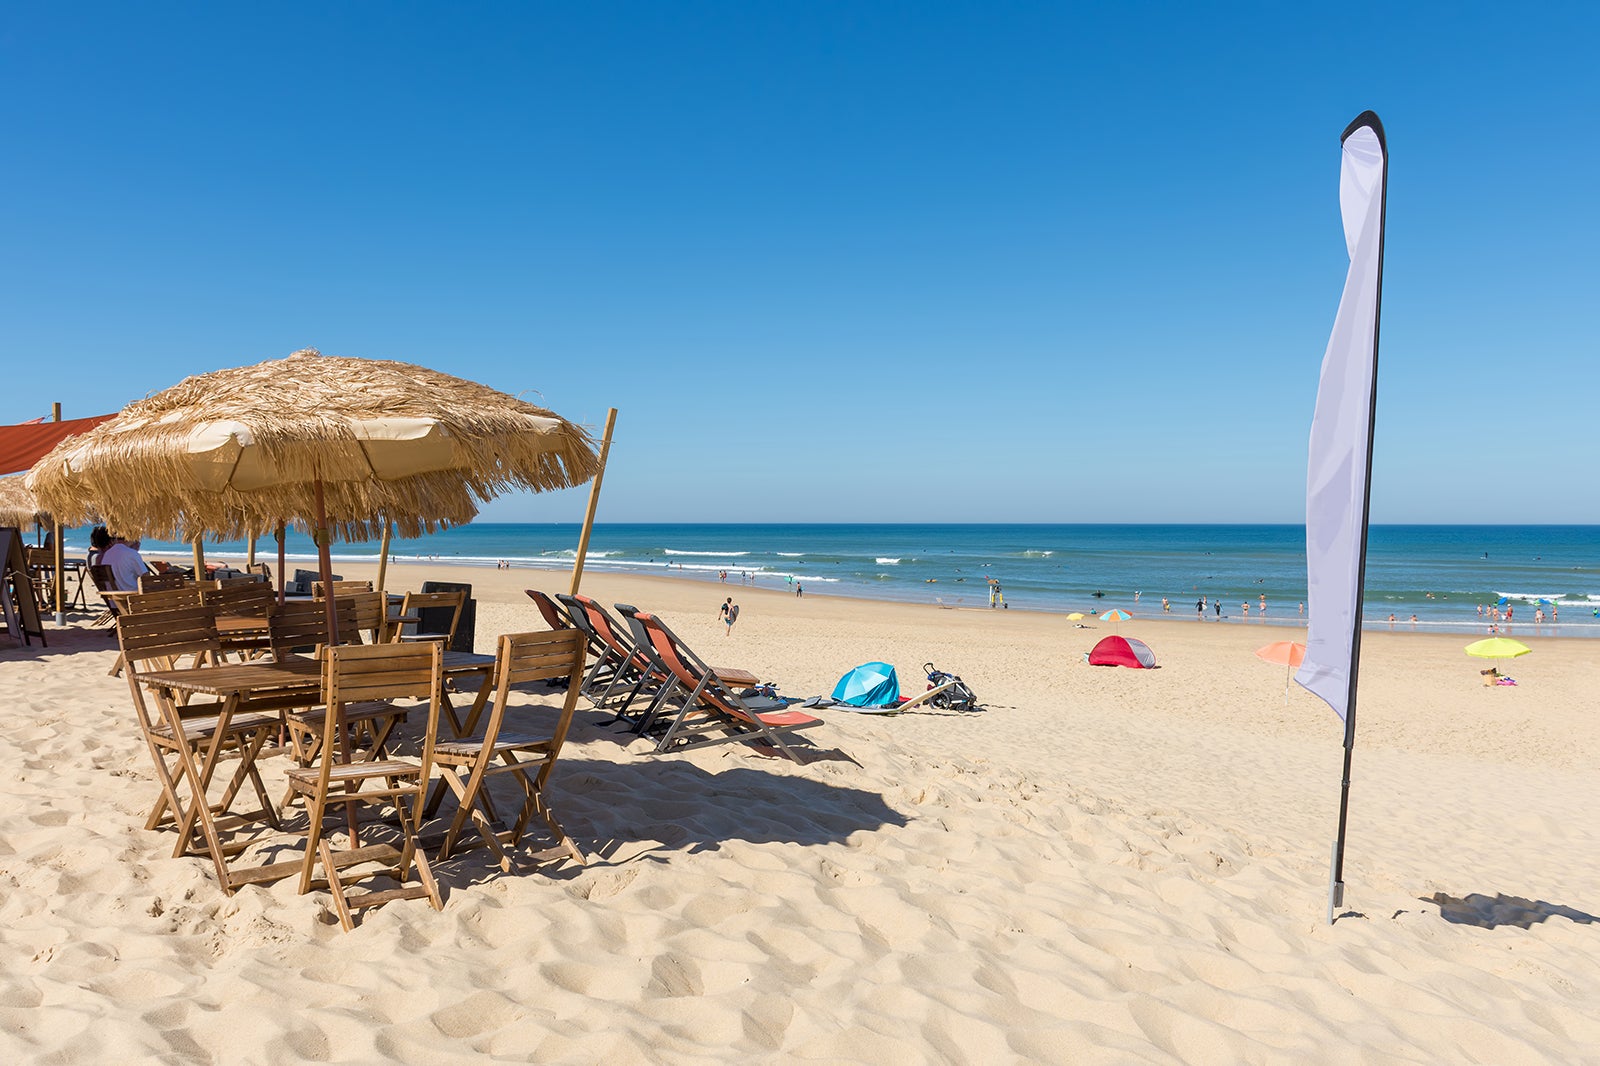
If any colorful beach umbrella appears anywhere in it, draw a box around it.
[1464,637,1530,660]
[1255,640,1307,703]
[1099,607,1131,633]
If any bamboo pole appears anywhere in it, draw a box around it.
[569,408,617,596]
[51,403,64,625]
[375,517,392,596]
[246,529,257,570]
[192,537,205,581]
[276,522,286,605]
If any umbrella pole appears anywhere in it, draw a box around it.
[246,529,257,570]
[192,537,205,582]
[275,522,286,606]
[569,407,617,596]
[51,403,64,625]
[314,477,341,647]
[375,518,392,597]
[313,474,360,846]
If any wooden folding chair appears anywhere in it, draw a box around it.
[335,591,390,644]
[424,629,588,871]
[395,590,464,646]
[118,606,282,863]
[138,569,189,593]
[312,579,374,599]
[283,641,445,930]
[202,580,277,660]
[268,599,401,771]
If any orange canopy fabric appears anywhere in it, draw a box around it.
[0,416,115,476]
[1255,641,1307,667]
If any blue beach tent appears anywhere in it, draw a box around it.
[832,662,900,707]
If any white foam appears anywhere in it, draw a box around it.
[876,557,901,565]
[664,549,748,557]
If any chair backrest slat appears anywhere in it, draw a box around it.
[118,605,223,664]
[123,587,207,615]
[268,599,358,660]
[203,581,275,616]
[138,570,188,593]
[500,629,587,685]
[334,591,386,639]
[313,579,373,599]
[325,641,440,704]
[400,590,465,643]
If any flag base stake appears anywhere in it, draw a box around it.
[1327,841,1345,924]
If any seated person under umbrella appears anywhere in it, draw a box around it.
[90,526,150,591]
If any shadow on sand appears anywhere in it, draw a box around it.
[1422,892,1598,930]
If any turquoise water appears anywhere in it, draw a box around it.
[72,523,1600,636]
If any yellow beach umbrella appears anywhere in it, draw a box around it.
[1464,638,1531,660]
[1066,612,1087,620]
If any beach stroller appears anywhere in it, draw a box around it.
[922,663,979,711]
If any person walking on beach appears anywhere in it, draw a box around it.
[1196,597,1205,619]
[1214,599,1222,620]
[720,597,739,635]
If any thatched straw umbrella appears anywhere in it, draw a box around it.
[30,349,596,540]
[0,474,49,531]
[30,348,604,843]
[31,347,601,793]
[31,346,597,600]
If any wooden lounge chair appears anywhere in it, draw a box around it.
[424,629,589,871]
[117,606,283,861]
[283,641,445,930]
[632,611,822,762]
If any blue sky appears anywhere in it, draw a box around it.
[3,4,1595,524]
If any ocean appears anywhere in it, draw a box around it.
[70,523,1600,637]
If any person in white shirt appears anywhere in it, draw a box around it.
[90,527,149,591]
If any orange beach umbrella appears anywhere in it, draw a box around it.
[1255,640,1307,703]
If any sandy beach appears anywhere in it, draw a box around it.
[3,561,1598,1063]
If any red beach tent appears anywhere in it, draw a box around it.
[1088,634,1156,668]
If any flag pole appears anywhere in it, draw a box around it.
[1326,111,1388,923]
